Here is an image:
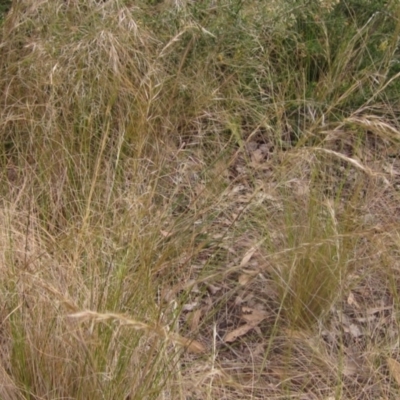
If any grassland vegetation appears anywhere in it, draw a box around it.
[1,0,400,398]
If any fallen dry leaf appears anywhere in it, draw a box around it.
[224,323,254,343]
[207,284,221,295]
[342,345,367,378]
[240,247,257,268]
[182,302,198,312]
[238,270,258,286]
[238,273,251,286]
[234,295,244,306]
[241,307,268,326]
[387,358,400,387]
[245,141,258,152]
[170,333,206,354]
[347,291,360,309]
[224,307,268,343]
[187,308,202,332]
[348,323,362,338]
[367,305,393,315]
[184,339,206,354]
[342,357,359,377]
[160,230,173,238]
[251,148,264,163]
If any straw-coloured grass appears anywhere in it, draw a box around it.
[1,0,400,398]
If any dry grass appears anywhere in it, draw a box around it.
[1,0,400,399]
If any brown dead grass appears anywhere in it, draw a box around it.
[1,1,400,399]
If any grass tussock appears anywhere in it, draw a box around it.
[1,0,400,398]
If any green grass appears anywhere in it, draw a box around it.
[0,0,11,20]
[1,0,400,398]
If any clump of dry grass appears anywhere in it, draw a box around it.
[1,0,400,399]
